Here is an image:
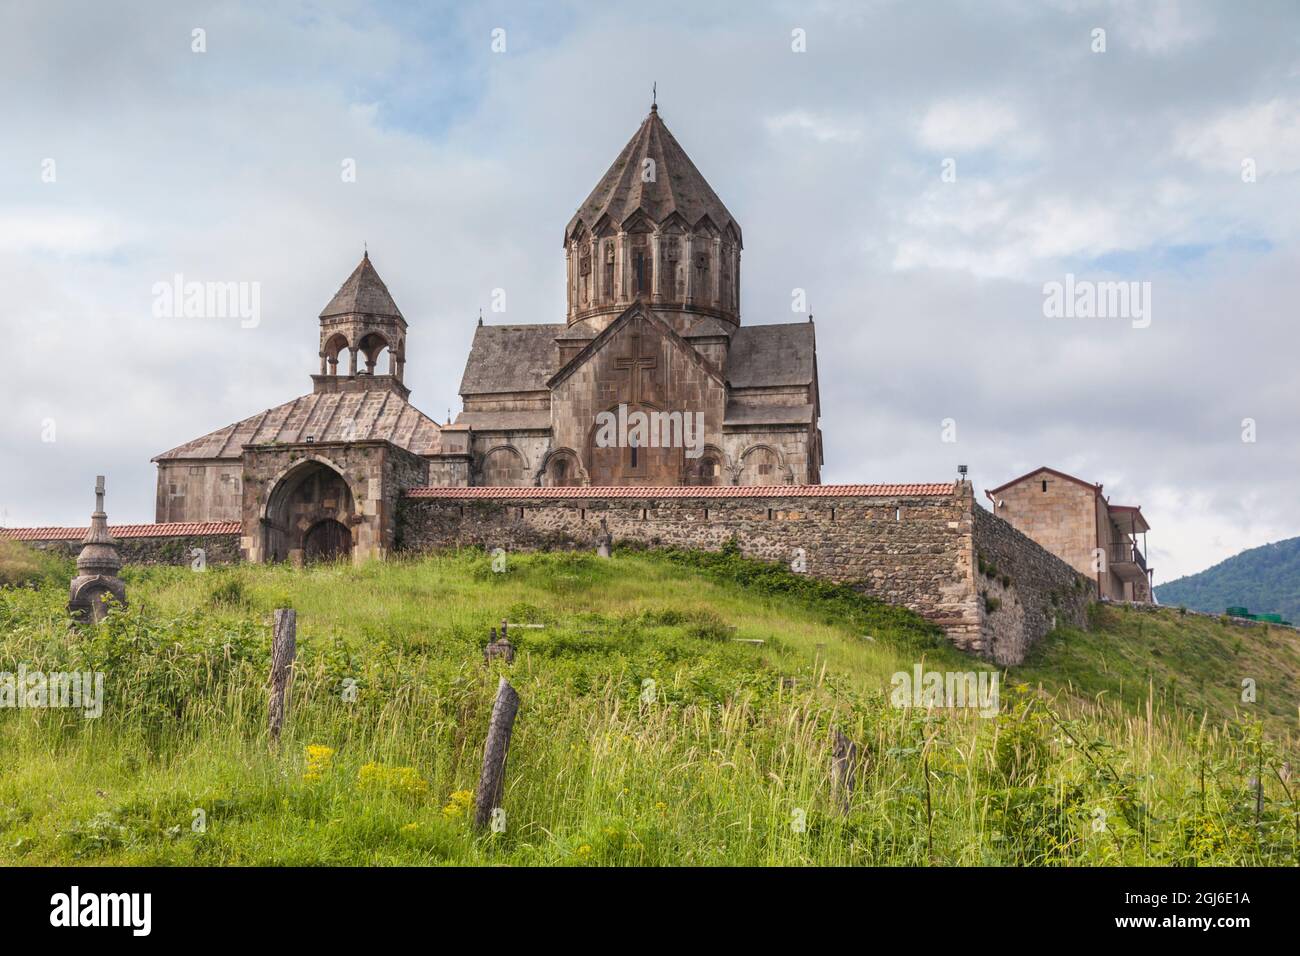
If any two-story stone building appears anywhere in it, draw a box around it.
[985,466,1154,602]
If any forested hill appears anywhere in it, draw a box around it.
[1156,536,1300,622]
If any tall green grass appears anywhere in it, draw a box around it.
[0,549,1295,865]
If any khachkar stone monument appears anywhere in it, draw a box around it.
[68,476,127,624]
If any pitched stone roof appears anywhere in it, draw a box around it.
[987,466,1102,497]
[1,522,241,541]
[320,253,404,319]
[547,303,724,391]
[566,106,741,245]
[726,323,816,387]
[152,389,442,461]
[458,317,815,399]
[458,324,564,396]
[407,484,955,499]
[682,317,735,339]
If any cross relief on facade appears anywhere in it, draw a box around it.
[613,331,657,403]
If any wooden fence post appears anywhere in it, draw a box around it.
[268,608,297,745]
[474,676,521,830]
[830,728,858,815]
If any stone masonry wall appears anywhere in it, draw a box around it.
[398,484,986,653]
[972,503,1092,665]
[12,532,242,567]
[397,484,1091,664]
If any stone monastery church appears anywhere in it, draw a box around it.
[153,105,823,564]
[7,103,1151,663]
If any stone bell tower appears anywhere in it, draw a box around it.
[68,476,127,624]
[314,251,409,400]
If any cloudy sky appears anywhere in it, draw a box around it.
[2,0,1297,583]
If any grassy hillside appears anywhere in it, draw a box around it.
[1018,603,1300,738]
[1156,535,1300,623]
[0,546,1296,866]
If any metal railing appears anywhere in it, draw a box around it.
[1108,542,1147,571]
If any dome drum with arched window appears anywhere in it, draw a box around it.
[563,105,743,339]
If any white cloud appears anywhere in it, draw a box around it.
[1177,98,1300,175]
[765,110,864,144]
[916,98,1019,152]
[0,211,125,255]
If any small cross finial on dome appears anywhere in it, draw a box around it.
[478,308,483,326]
[363,241,368,259]
[651,82,657,111]
[94,475,105,514]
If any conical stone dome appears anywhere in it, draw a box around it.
[563,105,742,334]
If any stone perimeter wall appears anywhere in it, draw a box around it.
[15,533,242,567]
[971,504,1092,665]
[396,483,1092,664]
[8,486,1093,663]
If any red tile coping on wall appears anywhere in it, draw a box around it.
[0,522,242,542]
[405,483,957,500]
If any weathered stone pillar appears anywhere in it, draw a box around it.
[68,476,127,625]
[683,234,695,304]
[615,230,628,303]
[711,237,722,307]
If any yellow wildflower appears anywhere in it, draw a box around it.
[442,789,474,819]
[303,744,335,782]
[358,762,428,797]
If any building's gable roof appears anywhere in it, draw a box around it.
[152,389,443,461]
[987,466,1103,497]
[546,302,724,392]
[458,323,565,396]
[320,253,404,320]
[727,322,817,388]
[565,107,741,246]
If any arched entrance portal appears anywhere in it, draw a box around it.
[303,519,352,563]
[262,459,357,565]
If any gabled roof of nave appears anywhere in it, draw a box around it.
[545,302,727,392]
[152,389,442,461]
[565,106,742,246]
[458,315,817,398]
[319,252,404,320]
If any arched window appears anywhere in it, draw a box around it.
[694,250,710,296]
[634,250,652,295]
[696,456,720,486]
[356,332,392,375]
[322,333,349,375]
